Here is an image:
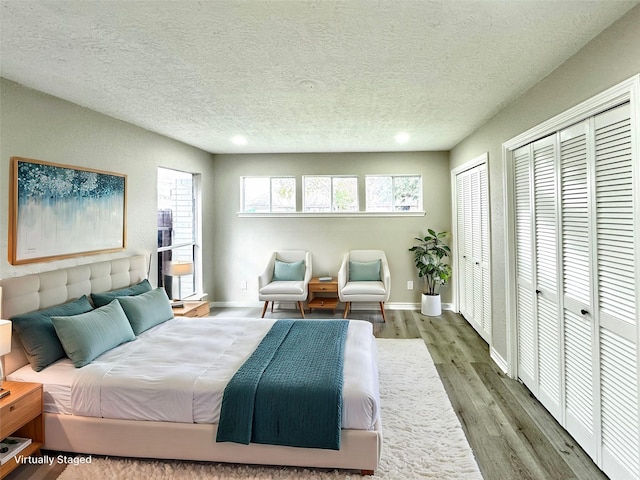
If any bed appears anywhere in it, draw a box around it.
[0,256,382,475]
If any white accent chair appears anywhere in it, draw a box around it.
[338,250,390,322]
[258,250,312,318]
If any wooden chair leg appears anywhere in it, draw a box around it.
[298,301,306,319]
[343,302,350,319]
[261,301,269,318]
[379,302,386,322]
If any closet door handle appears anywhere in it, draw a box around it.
[475,261,480,265]
[581,309,589,315]
[535,289,541,295]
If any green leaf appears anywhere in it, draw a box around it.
[409,228,451,291]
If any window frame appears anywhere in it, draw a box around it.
[237,174,425,218]
[240,176,296,213]
[157,167,201,300]
[365,174,423,212]
[302,175,359,213]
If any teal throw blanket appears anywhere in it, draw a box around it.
[216,319,349,450]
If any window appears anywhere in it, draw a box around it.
[241,176,295,213]
[238,173,424,216]
[366,175,422,212]
[157,167,198,300]
[303,176,358,212]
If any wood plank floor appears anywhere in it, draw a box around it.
[6,307,608,480]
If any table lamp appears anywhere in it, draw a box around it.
[0,319,11,399]
[168,261,193,301]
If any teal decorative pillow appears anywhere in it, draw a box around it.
[117,287,174,335]
[349,260,381,281]
[51,300,136,368]
[90,279,152,307]
[273,259,305,281]
[11,296,94,371]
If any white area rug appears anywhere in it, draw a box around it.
[57,339,482,479]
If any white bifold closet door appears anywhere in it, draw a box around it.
[514,102,639,480]
[456,163,491,342]
[514,134,562,421]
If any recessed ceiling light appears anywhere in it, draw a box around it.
[231,135,247,146]
[395,132,410,144]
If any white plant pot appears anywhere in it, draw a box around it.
[421,294,442,316]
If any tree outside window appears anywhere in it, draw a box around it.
[366,175,422,211]
[303,176,358,212]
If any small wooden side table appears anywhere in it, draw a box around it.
[307,277,340,314]
[172,300,210,318]
[0,382,44,479]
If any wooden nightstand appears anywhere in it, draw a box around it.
[307,277,340,313]
[172,300,210,318]
[0,382,44,479]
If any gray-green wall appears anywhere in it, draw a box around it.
[450,5,640,360]
[0,79,216,295]
[0,79,450,310]
[212,152,451,308]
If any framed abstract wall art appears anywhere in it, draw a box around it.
[9,157,126,265]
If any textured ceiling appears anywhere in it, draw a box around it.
[0,1,637,154]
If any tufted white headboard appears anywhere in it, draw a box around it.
[0,255,147,375]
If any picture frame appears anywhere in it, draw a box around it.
[9,157,127,265]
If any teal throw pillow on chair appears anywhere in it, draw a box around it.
[273,259,305,281]
[349,260,381,281]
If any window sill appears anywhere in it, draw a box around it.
[237,211,426,218]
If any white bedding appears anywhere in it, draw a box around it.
[9,317,380,430]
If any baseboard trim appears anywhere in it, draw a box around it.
[212,301,455,312]
[490,347,509,375]
[384,303,418,311]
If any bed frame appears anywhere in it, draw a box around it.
[0,256,382,474]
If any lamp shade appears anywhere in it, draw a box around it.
[168,262,193,277]
[0,320,11,357]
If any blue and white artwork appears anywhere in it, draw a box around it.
[12,159,126,264]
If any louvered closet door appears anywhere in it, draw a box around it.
[560,120,597,457]
[532,135,562,420]
[514,145,536,390]
[514,135,563,417]
[456,173,468,318]
[479,166,491,336]
[456,164,491,342]
[515,101,638,480]
[471,168,485,337]
[461,171,475,322]
[456,174,469,315]
[594,103,638,480]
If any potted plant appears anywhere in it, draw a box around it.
[409,229,452,316]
